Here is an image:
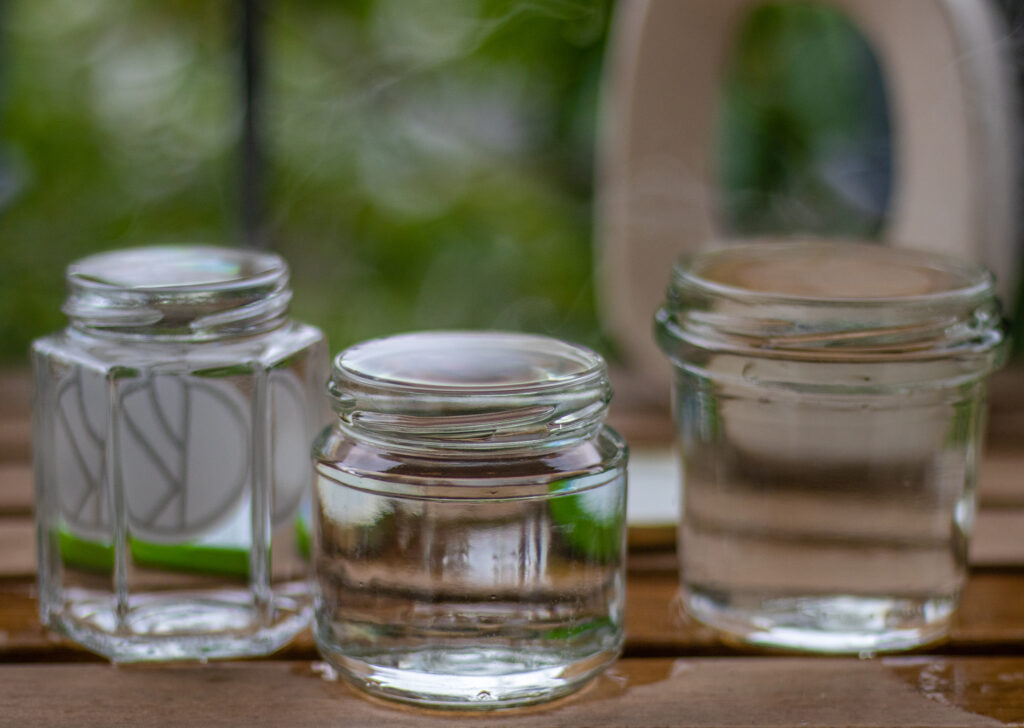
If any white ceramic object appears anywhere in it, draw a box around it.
[598,0,1020,397]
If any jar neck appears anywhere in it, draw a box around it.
[62,246,292,342]
[657,288,1004,364]
[332,392,610,459]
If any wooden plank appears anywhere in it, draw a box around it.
[3,365,1022,437]
[2,368,1023,511]
[969,509,1024,567]
[3,468,1019,555]
[0,584,91,661]
[955,572,1024,646]
[7,445,1024,519]
[977,447,1024,507]
[0,371,31,417]
[619,442,1024,512]
[882,657,1024,726]
[0,464,32,516]
[0,519,34,580]
[0,372,31,464]
[620,444,1024,551]
[0,508,1019,585]
[625,569,1024,656]
[2,657,1022,727]
[0,582,302,661]
[0,517,673,584]
[969,446,1024,509]
[607,406,673,447]
[4,364,1024,453]
[1,511,1024,658]
[7,569,1024,662]
[623,570,720,655]
[0,416,31,463]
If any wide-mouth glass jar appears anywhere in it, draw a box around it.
[312,331,627,709]
[32,245,328,662]
[655,241,1006,654]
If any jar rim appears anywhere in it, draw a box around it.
[669,240,994,307]
[67,245,287,294]
[63,245,292,339]
[333,331,606,395]
[328,331,612,454]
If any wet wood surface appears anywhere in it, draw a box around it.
[5,657,1024,727]
[5,371,1024,725]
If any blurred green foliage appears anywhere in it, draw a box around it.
[0,0,893,365]
[718,1,891,238]
[265,0,611,353]
[0,0,611,364]
[0,0,236,362]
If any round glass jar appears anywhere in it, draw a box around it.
[655,241,1006,654]
[312,331,627,709]
[32,246,328,662]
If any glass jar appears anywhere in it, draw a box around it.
[655,241,1006,654]
[312,331,627,709]
[32,246,328,661]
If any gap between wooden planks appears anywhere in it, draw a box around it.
[2,657,1022,727]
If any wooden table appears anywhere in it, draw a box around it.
[5,370,1024,727]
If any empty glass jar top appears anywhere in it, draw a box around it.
[686,241,983,299]
[656,241,1006,377]
[63,245,291,339]
[327,331,612,454]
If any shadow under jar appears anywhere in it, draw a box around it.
[312,332,627,709]
[32,246,328,662]
[655,241,1006,654]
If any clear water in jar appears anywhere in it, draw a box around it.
[312,462,626,708]
[675,368,984,653]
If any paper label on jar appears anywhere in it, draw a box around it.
[53,368,311,544]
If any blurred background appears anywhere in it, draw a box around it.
[0,0,980,365]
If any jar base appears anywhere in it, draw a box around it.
[684,587,955,654]
[316,636,621,709]
[44,591,311,662]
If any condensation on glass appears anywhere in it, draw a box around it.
[32,246,328,662]
[655,241,1006,654]
[312,332,627,709]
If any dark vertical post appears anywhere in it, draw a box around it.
[992,0,1024,351]
[239,0,268,249]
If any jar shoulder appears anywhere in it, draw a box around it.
[313,424,627,486]
[32,321,326,374]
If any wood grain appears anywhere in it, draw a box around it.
[624,570,1024,656]
[6,563,1024,662]
[4,362,1024,726]
[977,447,1024,507]
[0,464,32,516]
[0,371,30,417]
[970,509,1024,567]
[3,467,1022,560]
[0,417,31,463]
[0,511,1020,584]
[2,657,1022,727]
[0,519,34,580]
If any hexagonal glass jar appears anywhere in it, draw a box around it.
[32,246,328,661]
